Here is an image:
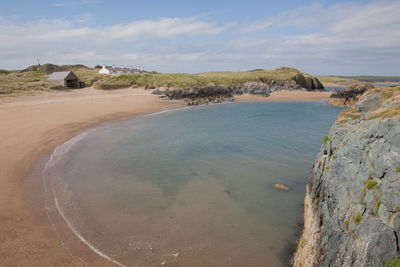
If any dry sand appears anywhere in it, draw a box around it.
[0,87,330,266]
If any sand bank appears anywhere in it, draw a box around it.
[0,88,330,265]
[234,90,331,102]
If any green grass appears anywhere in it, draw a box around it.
[198,67,306,83]
[344,220,349,228]
[0,71,52,96]
[0,67,99,96]
[296,240,305,252]
[93,72,212,90]
[335,86,400,122]
[71,68,103,87]
[375,196,381,216]
[335,75,400,83]
[94,68,310,90]
[323,135,329,143]
[366,180,377,190]
[0,66,324,95]
[338,108,361,122]
[369,86,400,101]
[385,255,400,267]
[353,213,362,225]
[316,76,358,86]
[367,105,400,120]
[325,166,330,171]
[395,166,400,173]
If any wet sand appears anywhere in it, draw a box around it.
[234,90,331,102]
[0,87,182,265]
[0,87,330,265]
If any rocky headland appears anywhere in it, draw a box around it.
[327,82,374,108]
[294,86,400,266]
[152,72,324,105]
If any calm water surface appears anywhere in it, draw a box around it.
[46,101,342,266]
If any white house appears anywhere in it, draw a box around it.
[99,66,110,74]
[98,65,146,75]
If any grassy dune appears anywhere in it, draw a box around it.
[93,68,306,89]
[0,66,321,96]
[0,67,105,96]
[0,71,51,96]
[316,76,359,86]
[335,75,400,82]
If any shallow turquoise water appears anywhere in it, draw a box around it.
[47,101,342,266]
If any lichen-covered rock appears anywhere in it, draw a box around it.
[355,92,382,113]
[294,87,400,267]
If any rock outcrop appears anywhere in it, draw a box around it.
[291,72,325,91]
[157,73,325,105]
[294,87,400,266]
[328,83,374,107]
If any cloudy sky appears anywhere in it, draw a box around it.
[0,0,399,75]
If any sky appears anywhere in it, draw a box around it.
[0,0,399,75]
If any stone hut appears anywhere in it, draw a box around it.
[48,71,81,88]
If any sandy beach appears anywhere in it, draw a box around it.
[0,88,330,266]
[234,90,331,102]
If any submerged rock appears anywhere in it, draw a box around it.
[274,184,290,191]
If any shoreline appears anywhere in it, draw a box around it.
[233,90,331,102]
[0,87,331,265]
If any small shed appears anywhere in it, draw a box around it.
[48,71,81,88]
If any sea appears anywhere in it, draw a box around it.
[44,101,342,266]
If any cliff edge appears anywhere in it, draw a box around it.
[294,86,400,266]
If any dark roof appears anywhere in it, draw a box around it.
[48,71,78,81]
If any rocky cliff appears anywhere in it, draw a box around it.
[294,87,400,266]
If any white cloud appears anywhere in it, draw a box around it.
[102,16,228,40]
[0,15,231,70]
[75,13,93,24]
[52,0,103,7]
[0,1,399,75]
[0,15,227,44]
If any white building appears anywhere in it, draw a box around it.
[99,66,111,74]
[98,65,145,75]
